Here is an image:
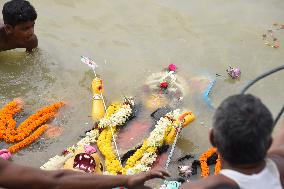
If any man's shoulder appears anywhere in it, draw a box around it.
[267,155,284,186]
[0,24,7,51]
[180,175,236,189]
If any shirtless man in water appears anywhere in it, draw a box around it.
[181,94,284,189]
[0,0,38,52]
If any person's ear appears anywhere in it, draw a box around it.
[210,129,216,147]
[4,24,14,34]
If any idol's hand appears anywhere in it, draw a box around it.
[179,112,195,128]
[92,78,104,94]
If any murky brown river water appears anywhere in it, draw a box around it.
[0,0,284,183]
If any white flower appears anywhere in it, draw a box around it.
[41,153,73,170]
[98,104,132,129]
[148,117,171,147]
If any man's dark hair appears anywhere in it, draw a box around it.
[213,94,273,165]
[208,183,240,189]
[2,0,37,27]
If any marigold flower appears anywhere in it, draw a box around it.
[200,147,221,177]
[0,100,64,154]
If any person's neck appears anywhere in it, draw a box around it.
[221,158,266,175]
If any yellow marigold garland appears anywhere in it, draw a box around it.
[200,147,221,177]
[0,100,64,154]
[105,102,122,118]
[121,123,173,174]
[123,140,150,171]
[164,125,177,144]
[97,101,135,174]
[97,127,122,174]
[97,106,186,175]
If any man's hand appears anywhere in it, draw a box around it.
[126,169,170,189]
[25,35,38,52]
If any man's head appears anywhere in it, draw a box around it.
[211,94,274,165]
[2,0,37,43]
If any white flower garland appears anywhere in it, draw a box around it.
[126,152,157,175]
[148,109,180,147]
[124,109,182,175]
[145,71,187,96]
[41,100,133,170]
[76,129,100,147]
[160,71,177,84]
[40,153,74,170]
[40,129,100,170]
[98,104,133,129]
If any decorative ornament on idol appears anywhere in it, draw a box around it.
[144,63,187,108]
[81,56,98,70]
[178,165,193,178]
[226,66,241,79]
[160,82,169,89]
[62,149,69,156]
[168,64,177,72]
[0,149,12,160]
[145,94,168,110]
[73,153,96,173]
[63,146,104,174]
[84,145,97,154]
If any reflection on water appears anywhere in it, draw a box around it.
[0,0,284,181]
[0,50,55,102]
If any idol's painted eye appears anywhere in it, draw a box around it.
[100,163,104,172]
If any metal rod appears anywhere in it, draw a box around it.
[165,124,182,170]
[100,93,121,163]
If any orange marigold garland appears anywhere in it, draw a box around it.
[214,154,221,174]
[8,125,48,153]
[0,100,64,156]
[0,100,22,140]
[200,147,221,177]
[0,99,22,115]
